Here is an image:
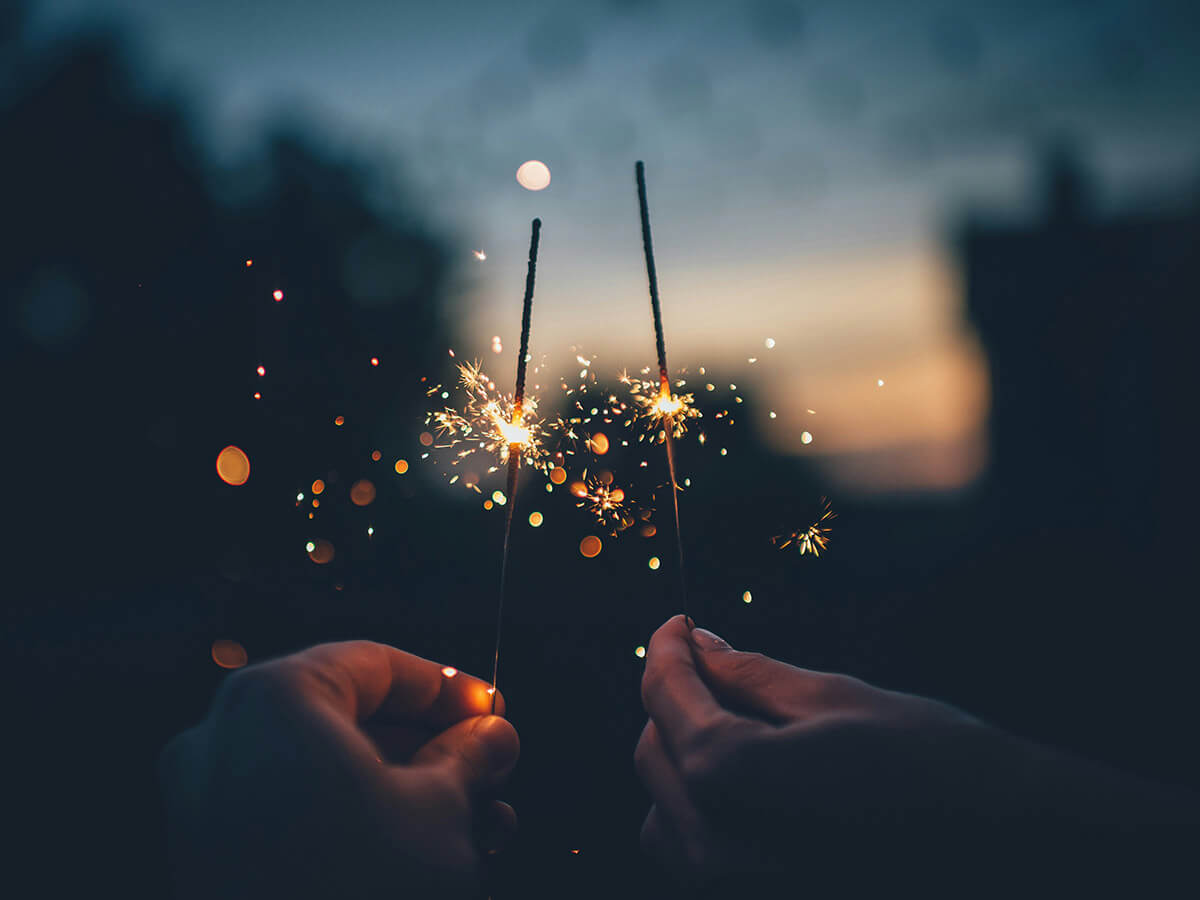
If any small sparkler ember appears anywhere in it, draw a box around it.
[575,471,632,534]
[771,497,836,558]
[635,161,694,622]
[490,217,542,712]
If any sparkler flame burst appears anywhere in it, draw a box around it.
[575,472,632,533]
[427,360,549,476]
[621,371,701,439]
[771,497,836,558]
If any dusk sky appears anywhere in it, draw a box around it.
[32,0,1200,491]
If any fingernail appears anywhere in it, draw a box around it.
[690,627,730,650]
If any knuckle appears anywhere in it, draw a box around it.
[681,717,755,797]
[213,660,295,717]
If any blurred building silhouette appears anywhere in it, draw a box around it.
[961,147,1200,550]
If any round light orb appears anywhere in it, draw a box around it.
[216,445,250,486]
[516,160,551,191]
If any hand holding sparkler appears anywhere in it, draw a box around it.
[160,641,519,900]
[635,616,1199,885]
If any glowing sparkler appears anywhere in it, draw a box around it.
[635,161,694,622]
[771,497,836,558]
[429,359,547,474]
[490,217,542,712]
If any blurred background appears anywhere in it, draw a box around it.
[5,0,1199,895]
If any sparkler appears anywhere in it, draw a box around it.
[489,217,541,712]
[635,161,694,622]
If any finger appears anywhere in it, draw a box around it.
[642,615,734,763]
[689,627,856,722]
[640,805,687,875]
[476,800,518,854]
[411,715,520,793]
[280,640,503,726]
[634,720,705,843]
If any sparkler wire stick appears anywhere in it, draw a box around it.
[635,161,690,624]
[490,217,541,712]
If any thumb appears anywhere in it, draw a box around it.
[689,628,827,723]
[411,715,520,791]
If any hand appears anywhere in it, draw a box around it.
[635,615,1193,882]
[160,641,519,899]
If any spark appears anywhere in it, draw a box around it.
[256,365,266,376]
[765,337,776,349]
[441,666,458,678]
[371,357,380,367]
[625,377,701,438]
[474,250,487,261]
[771,497,835,558]
[575,473,629,532]
[272,289,283,301]
[877,378,885,387]
[427,360,548,477]
[801,431,813,444]
[634,646,646,658]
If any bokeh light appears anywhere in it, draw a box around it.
[442,666,458,678]
[742,590,753,604]
[801,431,813,444]
[311,479,325,495]
[307,539,335,564]
[516,159,551,191]
[587,432,609,455]
[419,431,433,446]
[371,450,381,461]
[492,490,507,506]
[579,535,602,558]
[529,511,544,527]
[549,466,566,485]
[256,365,266,376]
[370,357,379,366]
[394,459,409,474]
[350,479,377,506]
[211,639,248,669]
[215,445,250,486]
[272,289,283,301]
[335,415,346,426]
[648,556,660,570]
[634,646,646,659]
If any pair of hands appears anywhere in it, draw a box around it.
[161,617,1192,897]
